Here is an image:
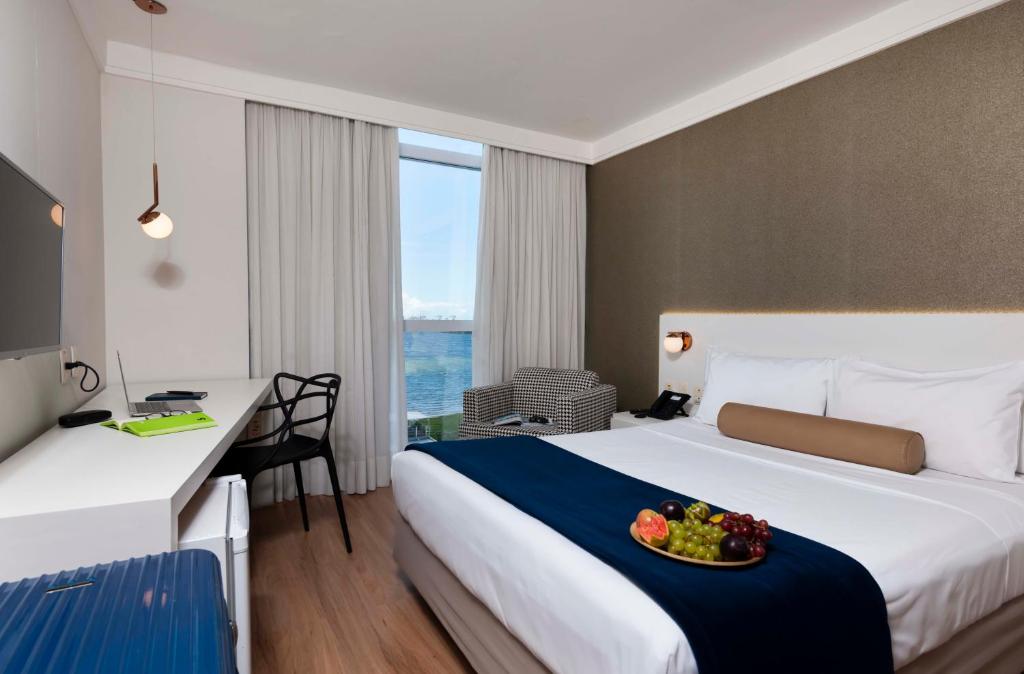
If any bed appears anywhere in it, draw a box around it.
[392,312,1024,673]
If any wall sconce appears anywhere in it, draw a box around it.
[664,331,692,353]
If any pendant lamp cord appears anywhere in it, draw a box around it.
[150,13,157,165]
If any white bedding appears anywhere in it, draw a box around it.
[392,419,1024,674]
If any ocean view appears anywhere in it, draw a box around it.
[404,331,472,417]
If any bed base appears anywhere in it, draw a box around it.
[395,516,1024,674]
[395,516,550,673]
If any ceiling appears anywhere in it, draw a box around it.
[72,0,909,143]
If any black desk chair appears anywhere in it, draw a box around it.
[213,372,352,553]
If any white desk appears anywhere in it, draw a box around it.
[0,378,271,582]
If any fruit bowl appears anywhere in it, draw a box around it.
[629,523,764,568]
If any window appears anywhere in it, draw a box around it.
[399,129,482,442]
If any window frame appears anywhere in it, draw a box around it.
[399,143,482,171]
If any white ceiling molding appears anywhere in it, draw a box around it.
[591,0,1010,163]
[104,41,592,164]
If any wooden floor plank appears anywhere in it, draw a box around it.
[251,488,473,674]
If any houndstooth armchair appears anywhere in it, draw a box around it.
[457,367,617,439]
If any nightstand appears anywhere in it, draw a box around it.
[610,411,668,430]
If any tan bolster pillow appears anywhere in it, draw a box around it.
[717,402,924,474]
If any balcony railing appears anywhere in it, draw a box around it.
[404,319,473,332]
[404,320,472,443]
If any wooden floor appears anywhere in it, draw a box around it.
[250,488,473,674]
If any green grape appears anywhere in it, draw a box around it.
[684,540,699,555]
[668,538,686,555]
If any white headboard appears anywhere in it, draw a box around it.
[659,312,1024,397]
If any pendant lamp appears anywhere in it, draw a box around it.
[135,0,173,239]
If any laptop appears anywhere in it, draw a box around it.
[117,351,202,417]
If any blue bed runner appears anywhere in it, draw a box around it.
[407,435,893,674]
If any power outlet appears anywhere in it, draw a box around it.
[58,347,72,384]
[246,412,264,439]
[693,386,704,404]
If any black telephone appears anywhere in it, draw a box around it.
[632,390,691,420]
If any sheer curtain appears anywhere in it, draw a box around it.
[472,145,586,386]
[245,102,405,502]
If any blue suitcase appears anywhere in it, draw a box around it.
[0,549,237,674]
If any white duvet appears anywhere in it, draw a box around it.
[392,419,1024,674]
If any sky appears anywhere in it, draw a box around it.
[399,129,482,320]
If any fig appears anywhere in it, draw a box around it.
[659,499,686,521]
[685,501,711,523]
[719,534,751,562]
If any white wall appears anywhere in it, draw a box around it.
[0,0,105,462]
[102,74,249,384]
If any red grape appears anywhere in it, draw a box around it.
[751,544,766,558]
[716,513,772,547]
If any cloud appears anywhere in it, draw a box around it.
[402,292,472,320]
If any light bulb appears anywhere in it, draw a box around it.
[664,334,684,353]
[50,203,64,227]
[141,211,174,239]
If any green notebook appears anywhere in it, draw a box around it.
[101,412,218,437]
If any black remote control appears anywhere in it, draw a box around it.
[58,409,112,428]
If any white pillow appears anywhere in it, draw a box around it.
[828,358,1024,482]
[694,350,832,426]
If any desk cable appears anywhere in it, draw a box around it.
[64,360,100,393]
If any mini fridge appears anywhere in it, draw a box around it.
[179,475,252,674]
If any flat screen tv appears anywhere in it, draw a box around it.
[0,151,63,360]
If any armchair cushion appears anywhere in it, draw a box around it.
[456,420,563,439]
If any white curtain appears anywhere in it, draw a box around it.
[245,102,405,502]
[472,145,587,386]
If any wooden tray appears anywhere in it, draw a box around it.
[629,523,763,568]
